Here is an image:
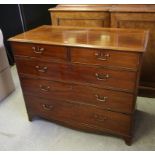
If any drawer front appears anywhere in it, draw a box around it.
[21,77,134,113]
[71,47,140,70]
[25,95,132,136]
[16,59,136,92]
[11,42,68,61]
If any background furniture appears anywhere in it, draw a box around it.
[0,4,56,65]
[0,29,15,102]
[49,4,155,97]
[9,25,149,145]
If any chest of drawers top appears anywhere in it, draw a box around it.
[9,25,149,52]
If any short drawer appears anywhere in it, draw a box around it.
[21,77,134,113]
[16,59,136,92]
[71,47,140,70]
[11,42,68,61]
[25,95,132,136]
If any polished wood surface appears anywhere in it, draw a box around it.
[16,58,137,92]
[9,25,148,52]
[110,4,155,13]
[25,95,132,136]
[51,12,110,27]
[49,5,111,27]
[20,76,134,114]
[49,4,155,12]
[49,4,155,97]
[11,42,68,62]
[71,47,140,70]
[48,5,112,11]
[9,26,148,145]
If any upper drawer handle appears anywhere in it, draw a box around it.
[32,46,44,54]
[95,94,108,102]
[95,73,109,80]
[42,104,53,111]
[94,52,110,61]
[35,66,48,73]
[39,85,50,92]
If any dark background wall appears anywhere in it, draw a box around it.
[0,5,23,65]
[20,4,57,31]
[0,4,57,65]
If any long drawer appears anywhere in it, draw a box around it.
[12,42,68,62]
[16,58,137,92]
[71,47,140,70]
[24,95,132,136]
[20,77,134,113]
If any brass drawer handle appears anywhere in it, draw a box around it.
[94,52,110,61]
[32,46,44,54]
[95,94,108,102]
[35,66,48,73]
[93,114,108,122]
[95,73,109,80]
[39,85,50,92]
[42,104,53,111]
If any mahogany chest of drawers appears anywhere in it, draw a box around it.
[9,25,149,145]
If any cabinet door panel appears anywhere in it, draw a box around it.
[111,13,155,91]
[51,12,110,27]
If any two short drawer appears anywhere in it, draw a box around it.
[25,95,132,136]
[21,77,134,113]
[12,42,140,70]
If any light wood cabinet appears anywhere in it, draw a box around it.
[49,5,111,27]
[111,12,155,96]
